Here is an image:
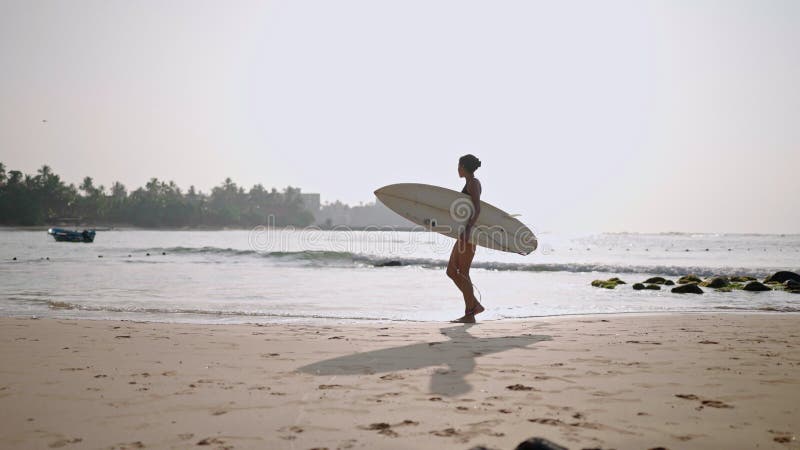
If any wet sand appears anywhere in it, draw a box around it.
[0,313,798,449]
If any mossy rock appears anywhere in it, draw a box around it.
[730,276,756,283]
[644,284,661,290]
[742,281,772,292]
[632,283,646,290]
[715,287,733,293]
[700,277,729,289]
[678,274,702,284]
[608,277,627,285]
[643,277,667,285]
[672,284,703,294]
[591,279,623,289]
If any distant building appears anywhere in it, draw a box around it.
[299,193,321,218]
[316,198,416,228]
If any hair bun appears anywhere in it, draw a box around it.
[459,154,481,173]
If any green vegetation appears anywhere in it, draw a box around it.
[0,162,314,227]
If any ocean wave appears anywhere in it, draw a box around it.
[46,300,420,321]
[129,246,793,277]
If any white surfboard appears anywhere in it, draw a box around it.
[374,183,538,255]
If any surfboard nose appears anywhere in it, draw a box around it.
[374,185,389,197]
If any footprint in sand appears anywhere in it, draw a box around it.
[675,394,733,409]
[110,442,144,449]
[506,384,536,391]
[430,427,459,437]
[48,438,83,448]
[198,436,229,445]
[361,420,418,437]
[379,373,404,380]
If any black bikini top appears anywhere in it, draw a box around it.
[461,178,478,195]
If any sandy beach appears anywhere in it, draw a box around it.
[0,313,798,450]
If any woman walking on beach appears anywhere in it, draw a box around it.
[448,154,484,323]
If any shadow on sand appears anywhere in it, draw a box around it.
[297,324,552,396]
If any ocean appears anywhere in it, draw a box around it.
[1,229,798,323]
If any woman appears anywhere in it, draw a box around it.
[447,154,484,323]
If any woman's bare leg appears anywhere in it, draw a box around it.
[446,241,473,302]
[456,241,482,313]
[448,239,483,322]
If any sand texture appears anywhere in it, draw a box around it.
[0,313,798,449]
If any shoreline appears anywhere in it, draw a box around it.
[1,313,797,449]
[6,309,800,327]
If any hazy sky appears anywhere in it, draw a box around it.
[1,1,798,233]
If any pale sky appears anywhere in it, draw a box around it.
[1,1,798,233]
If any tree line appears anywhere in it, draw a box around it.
[0,162,315,227]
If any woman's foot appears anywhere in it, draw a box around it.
[450,303,484,323]
[465,302,484,316]
[450,314,476,323]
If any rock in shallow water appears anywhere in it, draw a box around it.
[591,278,626,289]
[672,284,704,294]
[678,274,702,284]
[763,271,800,284]
[632,283,645,290]
[643,277,667,284]
[730,275,757,282]
[700,277,730,289]
[743,281,772,292]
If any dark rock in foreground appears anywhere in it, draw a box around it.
[514,437,568,450]
[764,271,800,284]
[633,283,645,290]
[678,274,702,284]
[664,279,675,285]
[743,281,772,292]
[672,284,704,294]
[645,284,661,290]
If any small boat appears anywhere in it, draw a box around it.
[47,228,96,243]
